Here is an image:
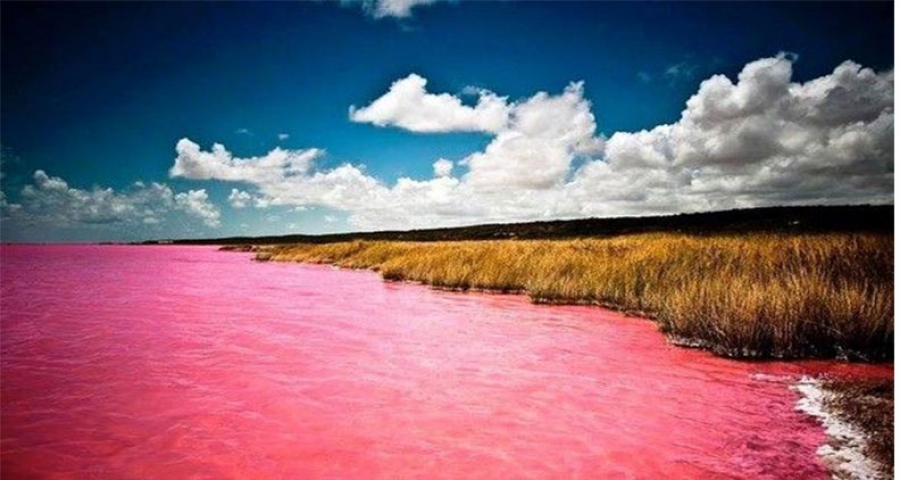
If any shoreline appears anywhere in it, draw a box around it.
[259,253,894,365]
[241,237,893,478]
[795,377,893,479]
[250,234,893,361]
[260,253,894,478]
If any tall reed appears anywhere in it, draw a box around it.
[256,233,893,360]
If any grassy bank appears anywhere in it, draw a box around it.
[255,232,892,360]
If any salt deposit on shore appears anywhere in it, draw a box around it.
[794,377,883,480]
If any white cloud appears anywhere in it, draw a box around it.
[433,158,453,177]
[664,61,699,82]
[349,74,510,133]
[175,189,220,227]
[598,54,893,211]
[1,170,221,229]
[278,133,290,141]
[171,78,604,227]
[463,81,604,190]
[227,188,273,209]
[170,138,324,184]
[169,55,892,231]
[356,0,442,18]
[228,189,253,208]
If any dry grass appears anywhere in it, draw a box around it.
[256,233,893,360]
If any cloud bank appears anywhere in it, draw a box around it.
[3,54,891,239]
[169,54,893,231]
[1,170,220,230]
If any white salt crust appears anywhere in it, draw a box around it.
[793,377,883,480]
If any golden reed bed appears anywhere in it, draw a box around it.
[255,233,892,360]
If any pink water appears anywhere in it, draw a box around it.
[0,245,892,479]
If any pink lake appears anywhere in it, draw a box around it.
[0,245,892,479]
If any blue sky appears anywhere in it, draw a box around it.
[0,1,894,241]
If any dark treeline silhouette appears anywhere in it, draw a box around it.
[144,205,893,245]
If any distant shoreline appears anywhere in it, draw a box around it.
[143,204,893,246]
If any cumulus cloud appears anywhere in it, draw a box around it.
[599,54,893,210]
[463,81,604,190]
[171,77,605,228]
[228,188,274,209]
[175,189,220,227]
[433,158,453,177]
[170,55,892,231]
[228,189,253,208]
[1,170,221,229]
[349,74,510,133]
[170,138,324,184]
